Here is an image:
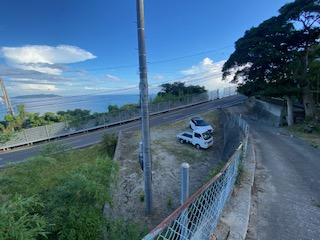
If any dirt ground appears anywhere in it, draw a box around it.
[106,110,225,230]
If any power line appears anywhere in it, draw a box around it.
[0,46,232,77]
[148,46,232,65]
[2,69,225,114]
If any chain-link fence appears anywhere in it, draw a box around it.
[143,114,249,240]
[0,87,237,151]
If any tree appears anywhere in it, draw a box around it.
[28,112,44,127]
[279,0,320,117]
[222,0,320,124]
[108,104,120,113]
[309,57,320,104]
[157,82,207,98]
[222,16,299,125]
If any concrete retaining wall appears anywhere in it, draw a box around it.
[249,98,286,127]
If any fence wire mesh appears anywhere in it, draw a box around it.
[143,115,249,240]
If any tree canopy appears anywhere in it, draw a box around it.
[157,82,207,98]
[222,0,320,118]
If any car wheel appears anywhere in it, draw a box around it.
[195,144,200,149]
[180,139,184,144]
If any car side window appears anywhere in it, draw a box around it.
[195,133,201,139]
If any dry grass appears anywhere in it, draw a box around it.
[109,110,224,230]
[283,120,320,148]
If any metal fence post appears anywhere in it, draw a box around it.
[181,162,189,240]
[181,162,189,203]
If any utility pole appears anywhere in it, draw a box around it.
[0,77,14,116]
[136,0,153,214]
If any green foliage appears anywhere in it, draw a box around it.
[47,206,105,240]
[39,141,72,159]
[0,131,14,144]
[105,219,149,240]
[139,191,145,202]
[0,194,49,240]
[284,111,320,148]
[167,196,173,208]
[0,155,58,196]
[236,162,245,186]
[309,54,320,102]
[154,82,207,103]
[223,0,320,116]
[41,156,118,239]
[108,104,119,113]
[101,133,118,158]
[120,103,140,110]
[204,162,224,183]
[0,104,97,137]
[0,144,120,239]
[108,103,140,113]
[56,109,92,128]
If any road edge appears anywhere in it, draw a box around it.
[212,134,256,240]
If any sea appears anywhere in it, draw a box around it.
[0,94,143,121]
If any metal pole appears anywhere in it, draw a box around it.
[181,162,189,240]
[181,163,190,204]
[136,0,153,214]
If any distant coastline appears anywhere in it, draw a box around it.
[13,94,61,99]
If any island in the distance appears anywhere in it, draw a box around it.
[13,94,61,99]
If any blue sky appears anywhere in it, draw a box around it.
[0,0,292,97]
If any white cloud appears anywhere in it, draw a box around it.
[84,86,113,91]
[19,83,59,92]
[105,74,121,82]
[181,57,223,75]
[0,45,96,75]
[181,57,235,91]
[150,74,164,80]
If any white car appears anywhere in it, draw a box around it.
[189,117,213,133]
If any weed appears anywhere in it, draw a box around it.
[236,162,245,186]
[204,162,224,183]
[139,191,145,202]
[167,196,173,208]
[101,133,118,158]
[283,117,320,148]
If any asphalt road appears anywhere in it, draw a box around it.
[245,113,320,240]
[0,94,246,166]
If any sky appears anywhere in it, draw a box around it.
[0,0,293,97]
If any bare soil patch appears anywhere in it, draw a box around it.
[107,110,225,230]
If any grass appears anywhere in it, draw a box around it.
[283,118,320,148]
[139,191,145,202]
[236,162,245,186]
[167,196,173,208]
[204,161,225,183]
[151,111,219,165]
[0,135,124,239]
[0,141,113,197]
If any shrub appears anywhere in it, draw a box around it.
[39,141,72,159]
[0,194,48,240]
[101,133,118,158]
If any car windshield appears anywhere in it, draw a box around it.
[202,131,212,140]
[195,119,208,126]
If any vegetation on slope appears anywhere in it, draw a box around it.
[0,134,148,239]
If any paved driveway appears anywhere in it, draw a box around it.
[246,115,320,240]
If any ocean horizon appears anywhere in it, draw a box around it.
[0,87,236,121]
[0,94,143,121]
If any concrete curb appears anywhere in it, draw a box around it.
[213,135,256,240]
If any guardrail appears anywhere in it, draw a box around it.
[143,114,249,240]
[0,87,237,151]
